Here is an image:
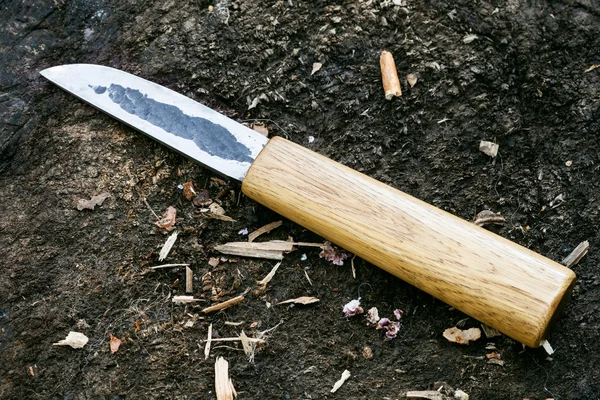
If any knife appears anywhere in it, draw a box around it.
[40,64,575,348]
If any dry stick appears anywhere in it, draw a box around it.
[248,220,283,242]
[214,357,236,400]
[201,337,266,343]
[204,323,213,360]
[185,266,193,293]
[351,255,357,279]
[158,231,178,261]
[257,261,282,288]
[561,240,589,268]
[149,263,189,269]
[202,294,245,313]
[380,50,401,100]
[143,197,160,220]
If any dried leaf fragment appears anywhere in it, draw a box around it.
[155,206,177,231]
[215,357,237,400]
[275,296,320,306]
[76,192,110,211]
[182,182,196,200]
[311,62,323,75]
[109,334,122,354]
[330,369,351,393]
[474,210,505,227]
[479,140,499,157]
[443,327,481,345]
[53,331,89,349]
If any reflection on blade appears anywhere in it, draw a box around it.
[41,64,268,181]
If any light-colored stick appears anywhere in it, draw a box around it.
[158,231,178,261]
[561,240,589,268]
[204,323,213,359]
[380,50,401,100]
[214,241,294,260]
[248,220,283,242]
[215,357,236,400]
[257,261,282,288]
[330,369,351,393]
[406,391,444,400]
[172,295,203,303]
[202,294,245,313]
[149,263,189,270]
[200,337,266,343]
[186,266,193,293]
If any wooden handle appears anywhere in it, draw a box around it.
[242,137,576,347]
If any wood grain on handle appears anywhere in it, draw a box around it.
[242,137,576,347]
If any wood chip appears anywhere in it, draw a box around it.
[149,263,189,270]
[158,231,178,261]
[186,266,193,293]
[585,64,600,73]
[406,391,444,400]
[479,140,499,157]
[155,206,177,230]
[442,327,481,345]
[202,294,245,313]
[248,220,283,242]
[541,339,554,355]
[208,257,220,267]
[474,210,505,227]
[172,295,203,303]
[214,241,295,260]
[76,192,110,211]
[109,334,122,354]
[204,323,213,359]
[274,296,320,306]
[240,330,256,362]
[257,261,281,289]
[330,369,351,393]
[215,357,237,400]
[205,203,235,222]
[561,240,589,268]
[380,50,402,100]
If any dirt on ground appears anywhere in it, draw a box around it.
[1,0,600,399]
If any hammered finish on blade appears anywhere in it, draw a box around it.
[40,64,268,181]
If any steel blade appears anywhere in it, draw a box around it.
[40,64,268,181]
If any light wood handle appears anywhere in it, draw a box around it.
[242,137,576,347]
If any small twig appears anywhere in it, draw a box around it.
[257,261,281,289]
[201,337,266,343]
[186,266,193,293]
[204,323,213,360]
[304,270,313,286]
[143,198,160,220]
[248,220,283,242]
[202,293,246,313]
[351,255,357,279]
[149,263,190,270]
[159,231,178,261]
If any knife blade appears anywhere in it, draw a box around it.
[41,64,575,348]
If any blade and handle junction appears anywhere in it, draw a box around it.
[242,137,576,348]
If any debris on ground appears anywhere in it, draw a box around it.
[200,203,235,222]
[376,318,401,340]
[181,181,196,200]
[463,33,478,43]
[149,263,189,270]
[214,357,237,400]
[330,369,351,393]
[311,62,323,75]
[256,261,281,290]
[394,309,404,320]
[320,241,350,265]
[240,330,257,363]
[366,307,380,325]
[192,189,212,207]
[155,206,177,231]
[202,292,247,313]
[541,339,555,355]
[208,257,220,267]
[380,50,402,100]
[407,382,469,400]
[238,228,248,236]
[248,220,283,242]
[343,298,364,317]
[109,334,122,354]
[251,122,269,137]
[274,296,319,306]
[442,327,481,345]
[585,64,600,73]
[481,324,502,339]
[362,346,373,359]
[214,240,295,260]
[158,231,178,261]
[186,266,193,293]
[53,331,89,349]
[561,240,590,268]
[204,323,213,360]
[407,73,418,88]
[76,192,110,211]
[172,295,203,304]
[565,160,573,167]
[473,210,505,227]
[479,141,499,157]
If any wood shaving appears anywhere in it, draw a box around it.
[275,296,320,306]
[76,192,110,211]
[561,240,589,268]
[248,220,283,242]
[215,357,237,400]
[311,62,323,75]
[109,334,122,354]
[474,210,505,227]
[53,331,89,349]
[442,327,481,345]
[158,231,178,261]
[479,140,499,157]
[257,261,281,289]
[330,369,351,393]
